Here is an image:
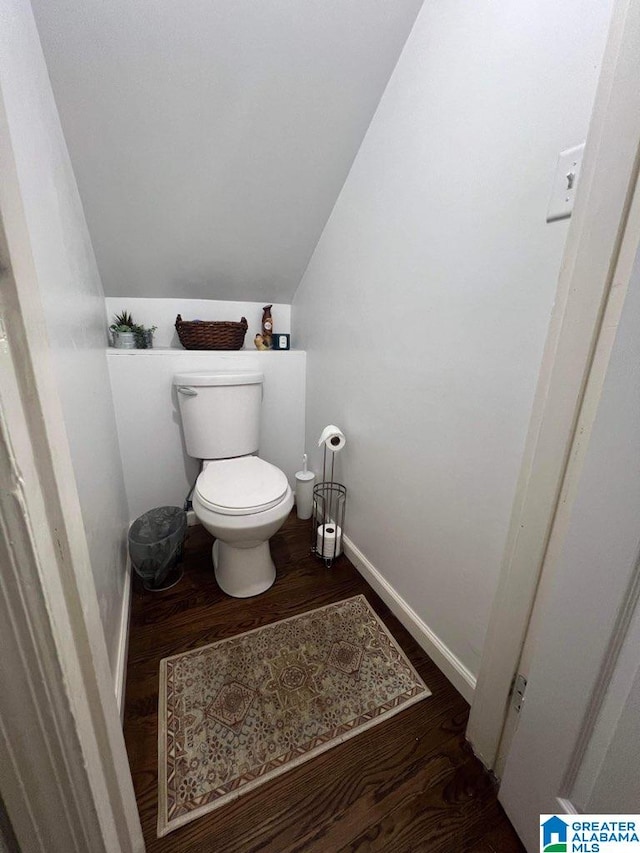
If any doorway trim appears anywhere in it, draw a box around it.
[0,80,144,851]
[467,0,640,769]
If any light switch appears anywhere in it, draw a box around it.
[547,143,585,222]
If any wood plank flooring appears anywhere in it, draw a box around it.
[123,513,523,852]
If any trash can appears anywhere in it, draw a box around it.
[128,506,187,591]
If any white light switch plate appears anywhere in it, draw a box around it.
[547,143,585,222]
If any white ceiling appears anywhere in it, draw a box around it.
[31,0,423,303]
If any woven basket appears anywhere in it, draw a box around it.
[175,314,248,350]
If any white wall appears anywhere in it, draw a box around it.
[107,350,306,521]
[0,0,129,679]
[30,0,423,304]
[293,0,612,681]
[104,297,291,349]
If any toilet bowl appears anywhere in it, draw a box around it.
[192,455,294,597]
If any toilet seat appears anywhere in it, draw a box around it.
[196,456,289,516]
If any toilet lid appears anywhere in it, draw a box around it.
[195,456,289,516]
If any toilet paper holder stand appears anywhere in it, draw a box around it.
[310,444,347,567]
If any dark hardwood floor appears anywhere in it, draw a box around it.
[123,512,523,852]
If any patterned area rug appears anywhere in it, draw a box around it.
[157,594,430,836]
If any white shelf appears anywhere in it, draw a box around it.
[106,347,304,356]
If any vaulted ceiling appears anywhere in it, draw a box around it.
[31,0,423,303]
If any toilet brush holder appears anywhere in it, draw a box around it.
[295,453,315,520]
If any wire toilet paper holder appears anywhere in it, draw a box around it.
[311,441,347,567]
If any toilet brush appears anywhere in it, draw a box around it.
[295,454,315,520]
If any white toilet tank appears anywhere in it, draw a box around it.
[173,370,264,459]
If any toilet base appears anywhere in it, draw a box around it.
[212,539,276,598]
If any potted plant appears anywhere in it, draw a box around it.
[110,311,137,349]
[133,323,158,349]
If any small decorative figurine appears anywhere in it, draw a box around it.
[254,333,270,351]
[261,304,273,348]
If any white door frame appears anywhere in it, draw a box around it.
[0,84,145,853]
[467,0,640,769]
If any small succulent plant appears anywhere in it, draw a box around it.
[133,324,158,348]
[110,310,135,332]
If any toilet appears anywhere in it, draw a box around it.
[174,370,293,597]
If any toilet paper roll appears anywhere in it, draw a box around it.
[318,424,346,453]
[316,523,342,558]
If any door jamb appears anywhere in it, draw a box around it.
[0,85,145,853]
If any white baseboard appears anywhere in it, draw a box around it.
[114,557,132,723]
[343,534,476,704]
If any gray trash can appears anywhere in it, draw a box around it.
[128,505,187,591]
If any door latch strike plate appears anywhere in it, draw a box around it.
[512,673,527,713]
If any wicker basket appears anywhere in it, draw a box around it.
[175,314,248,350]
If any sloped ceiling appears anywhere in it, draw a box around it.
[31,0,423,303]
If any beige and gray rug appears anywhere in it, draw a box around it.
[157,594,430,836]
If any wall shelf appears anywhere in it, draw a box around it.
[106,347,304,356]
